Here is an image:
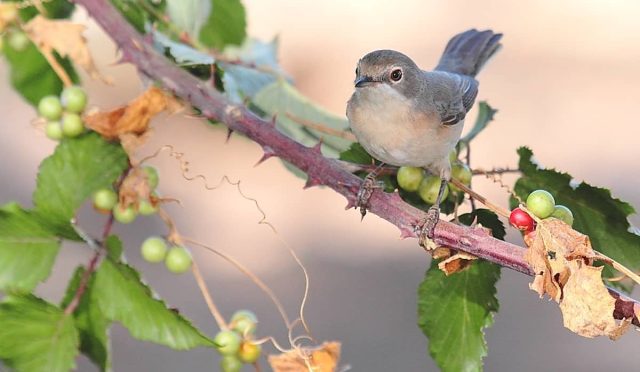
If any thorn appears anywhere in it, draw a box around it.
[254,146,276,166]
[311,140,323,155]
[226,128,234,143]
[303,176,322,189]
[345,198,357,210]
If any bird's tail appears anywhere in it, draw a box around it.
[435,29,502,77]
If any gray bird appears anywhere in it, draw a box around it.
[346,29,502,239]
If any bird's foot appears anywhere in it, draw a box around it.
[418,206,441,248]
[356,172,383,219]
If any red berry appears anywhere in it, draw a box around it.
[509,207,535,232]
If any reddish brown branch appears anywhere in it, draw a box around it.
[75,0,640,326]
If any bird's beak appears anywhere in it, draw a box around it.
[354,75,375,88]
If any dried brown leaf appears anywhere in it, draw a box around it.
[432,247,453,260]
[24,15,108,82]
[268,342,341,372]
[438,252,477,275]
[559,264,626,339]
[0,3,18,31]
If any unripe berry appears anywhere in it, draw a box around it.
[396,166,423,192]
[61,86,88,113]
[526,190,555,218]
[45,121,63,140]
[165,246,192,273]
[113,204,137,224]
[61,113,85,138]
[38,95,63,121]
[7,30,29,52]
[137,198,158,215]
[551,205,574,226]
[418,176,448,205]
[220,355,242,372]
[214,330,242,356]
[92,188,118,211]
[238,341,262,363]
[230,310,257,336]
[143,166,159,190]
[141,236,168,263]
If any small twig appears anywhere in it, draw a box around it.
[464,142,477,212]
[64,214,114,315]
[594,252,640,287]
[472,167,520,176]
[191,261,228,330]
[449,178,511,218]
[285,113,357,141]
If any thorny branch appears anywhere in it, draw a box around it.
[76,0,640,326]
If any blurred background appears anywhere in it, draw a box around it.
[1,0,639,371]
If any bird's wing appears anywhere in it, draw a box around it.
[424,71,478,125]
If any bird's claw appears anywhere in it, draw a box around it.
[356,172,380,219]
[418,206,441,247]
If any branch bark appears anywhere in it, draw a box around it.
[75,0,640,326]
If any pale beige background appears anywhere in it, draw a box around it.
[1,1,639,371]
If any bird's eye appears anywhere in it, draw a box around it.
[390,68,402,82]
[355,66,359,76]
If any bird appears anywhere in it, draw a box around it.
[346,29,502,241]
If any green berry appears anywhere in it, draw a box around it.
[92,188,118,211]
[61,86,88,113]
[113,204,137,224]
[61,113,85,138]
[214,330,242,356]
[238,341,262,363]
[551,205,574,226]
[45,121,63,140]
[143,166,159,190]
[396,166,423,192]
[231,310,257,336]
[38,95,63,121]
[450,163,472,192]
[138,198,158,215]
[7,30,29,52]
[418,176,448,205]
[526,190,555,219]
[449,148,458,164]
[165,246,192,273]
[141,236,168,263]
[220,355,242,372]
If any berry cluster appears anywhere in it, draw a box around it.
[39,86,88,140]
[214,310,262,371]
[396,150,471,205]
[509,189,574,232]
[140,236,192,274]
[92,166,160,224]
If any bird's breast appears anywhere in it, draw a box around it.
[347,85,461,169]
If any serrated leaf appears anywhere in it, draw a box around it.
[33,133,128,239]
[166,0,211,38]
[418,260,500,372]
[253,80,352,158]
[61,267,111,372]
[3,39,78,106]
[220,38,288,103]
[0,207,60,293]
[198,0,246,49]
[0,295,79,372]
[338,142,372,165]
[460,101,496,144]
[418,210,501,372]
[513,146,640,291]
[152,30,214,66]
[93,258,214,349]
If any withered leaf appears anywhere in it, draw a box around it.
[438,251,477,275]
[85,87,175,140]
[268,341,341,372]
[559,264,626,339]
[24,15,107,82]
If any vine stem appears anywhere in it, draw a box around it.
[75,0,640,326]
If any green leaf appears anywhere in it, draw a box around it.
[460,102,497,144]
[33,133,128,239]
[93,258,214,349]
[13,0,75,21]
[152,30,215,66]
[198,0,246,49]
[0,207,60,293]
[0,295,79,372]
[418,260,500,372]
[458,209,506,240]
[166,0,212,38]
[109,0,147,33]
[339,143,372,165]
[3,40,78,106]
[513,146,640,291]
[220,38,288,103]
[61,267,111,372]
[417,210,502,372]
[253,80,353,158]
